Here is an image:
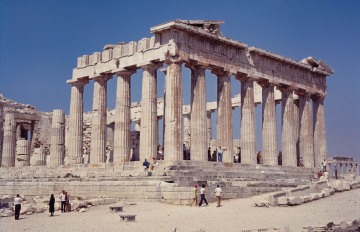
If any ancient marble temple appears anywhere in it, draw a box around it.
[66,20,333,169]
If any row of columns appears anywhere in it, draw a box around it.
[67,62,327,168]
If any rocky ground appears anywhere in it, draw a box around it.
[1,187,360,232]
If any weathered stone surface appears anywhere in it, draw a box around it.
[0,209,14,217]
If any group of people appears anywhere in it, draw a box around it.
[143,157,158,176]
[13,190,70,220]
[207,146,226,162]
[189,184,223,207]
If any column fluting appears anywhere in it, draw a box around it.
[50,109,65,166]
[260,82,278,166]
[312,94,327,169]
[164,61,183,161]
[90,75,111,163]
[2,113,16,167]
[189,65,207,161]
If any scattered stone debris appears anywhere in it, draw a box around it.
[303,218,360,231]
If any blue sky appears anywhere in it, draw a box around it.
[1,0,359,160]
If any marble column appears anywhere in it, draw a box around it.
[68,79,88,164]
[183,114,191,152]
[164,61,183,161]
[140,64,160,161]
[279,86,296,167]
[33,147,46,166]
[90,75,111,163]
[298,91,314,168]
[238,76,256,164]
[190,65,207,161]
[312,95,327,169]
[260,82,278,166]
[113,70,134,162]
[2,113,16,167]
[16,139,29,167]
[49,109,65,166]
[0,103,3,166]
[214,69,233,162]
[294,99,300,164]
[207,111,213,147]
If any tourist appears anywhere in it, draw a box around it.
[212,150,217,162]
[49,194,55,216]
[322,159,327,172]
[214,185,222,207]
[208,147,212,161]
[189,184,198,207]
[299,157,304,167]
[257,151,262,164]
[130,154,136,161]
[198,184,208,207]
[14,194,22,220]
[278,152,282,166]
[217,146,223,162]
[334,162,338,179]
[150,157,157,171]
[143,159,150,176]
[65,192,70,212]
[234,153,239,163]
[59,190,66,213]
[158,145,164,160]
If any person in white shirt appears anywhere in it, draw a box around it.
[14,194,22,220]
[59,190,66,213]
[198,184,208,207]
[214,185,223,207]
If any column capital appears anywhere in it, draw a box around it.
[211,68,230,77]
[294,89,311,97]
[92,74,112,84]
[235,73,255,82]
[165,56,182,65]
[277,84,295,94]
[116,68,136,77]
[69,79,89,87]
[311,93,326,101]
[141,62,162,72]
[257,79,276,88]
[185,61,207,71]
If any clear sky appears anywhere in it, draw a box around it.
[1,0,359,160]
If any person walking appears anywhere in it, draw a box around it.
[214,185,223,207]
[198,184,208,207]
[334,162,338,179]
[59,190,66,213]
[189,184,198,207]
[49,194,55,216]
[212,150,217,162]
[14,194,22,220]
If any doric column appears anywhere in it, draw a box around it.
[279,86,296,167]
[183,113,191,152]
[140,64,160,161]
[164,60,183,161]
[113,70,135,162]
[207,111,213,147]
[214,69,233,162]
[312,94,327,168]
[68,79,88,164]
[33,147,46,166]
[16,139,30,167]
[238,75,256,164]
[49,109,65,166]
[0,103,4,166]
[2,113,16,167]
[298,91,314,168]
[293,99,300,164]
[90,75,111,163]
[189,64,207,161]
[259,82,278,165]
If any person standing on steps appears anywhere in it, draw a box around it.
[14,194,23,220]
[214,185,223,207]
[49,194,55,216]
[198,184,208,207]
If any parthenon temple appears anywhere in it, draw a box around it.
[0,20,358,203]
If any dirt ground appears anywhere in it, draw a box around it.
[1,188,360,232]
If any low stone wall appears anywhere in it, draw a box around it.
[253,178,360,207]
